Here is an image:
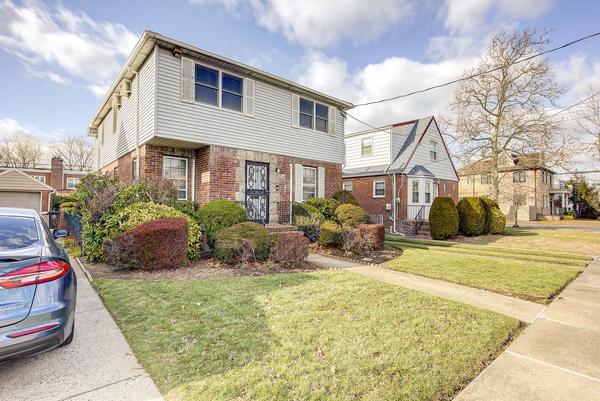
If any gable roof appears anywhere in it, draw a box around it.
[407,165,435,177]
[343,116,459,179]
[89,30,354,132]
[457,152,555,175]
[0,169,54,192]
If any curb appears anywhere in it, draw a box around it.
[75,256,94,283]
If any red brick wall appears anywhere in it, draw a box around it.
[50,157,63,190]
[41,190,51,212]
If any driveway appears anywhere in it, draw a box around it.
[0,259,163,401]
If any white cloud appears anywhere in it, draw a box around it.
[191,0,414,48]
[0,0,138,96]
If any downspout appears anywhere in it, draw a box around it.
[289,163,293,224]
[385,128,405,235]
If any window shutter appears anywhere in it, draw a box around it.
[328,106,336,135]
[294,163,303,202]
[291,94,300,128]
[181,57,195,102]
[244,78,255,117]
[317,167,325,197]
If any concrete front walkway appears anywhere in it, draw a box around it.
[455,257,600,401]
[306,254,545,322]
[0,259,164,401]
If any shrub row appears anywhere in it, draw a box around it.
[430,196,506,239]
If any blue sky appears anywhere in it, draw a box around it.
[0,0,599,158]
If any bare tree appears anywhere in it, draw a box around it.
[53,134,94,171]
[446,29,564,202]
[0,135,42,167]
[575,86,600,158]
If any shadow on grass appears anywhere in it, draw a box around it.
[95,273,317,392]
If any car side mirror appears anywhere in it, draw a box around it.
[53,229,69,239]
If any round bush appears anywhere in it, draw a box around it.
[119,202,202,260]
[457,197,486,236]
[479,196,500,234]
[563,215,574,220]
[305,197,340,220]
[332,190,359,206]
[294,215,320,241]
[196,200,247,246]
[270,231,310,264]
[293,203,325,222]
[429,197,459,240]
[319,220,342,247]
[213,222,273,263]
[489,208,506,234]
[335,204,368,227]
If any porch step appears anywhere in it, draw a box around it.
[265,224,299,233]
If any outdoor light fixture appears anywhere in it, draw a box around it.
[172,46,182,57]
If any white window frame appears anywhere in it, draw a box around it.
[361,137,373,157]
[342,182,353,192]
[193,62,244,114]
[302,166,317,201]
[298,96,329,133]
[32,175,46,183]
[163,156,188,200]
[66,177,80,190]
[430,141,438,161]
[408,178,434,205]
[133,158,139,180]
[513,170,527,183]
[424,181,432,204]
[373,180,385,198]
[433,183,439,199]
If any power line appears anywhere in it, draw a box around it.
[548,91,600,118]
[345,112,377,129]
[352,31,600,108]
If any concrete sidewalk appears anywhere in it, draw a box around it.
[456,258,600,401]
[0,259,164,401]
[306,254,546,322]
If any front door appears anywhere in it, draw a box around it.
[245,161,269,224]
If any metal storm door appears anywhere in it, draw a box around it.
[245,161,269,224]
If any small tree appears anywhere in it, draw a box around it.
[568,175,600,219]
[53,134,94,171]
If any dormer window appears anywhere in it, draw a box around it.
[430,141,438,161]
[499,154,510,166]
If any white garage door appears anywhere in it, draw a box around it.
[0,191,41,211]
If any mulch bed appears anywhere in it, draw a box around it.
[312,244,402,265]
[81,258,326,281]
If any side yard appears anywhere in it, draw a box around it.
[95,271,521,401]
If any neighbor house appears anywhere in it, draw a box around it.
[342,117,459,235]
[87,31,353,225]
[0,157,89,212]
[457,151,569,221]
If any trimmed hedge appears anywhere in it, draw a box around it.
[563,215,574,220]
[480,197,498,234]
[305,197,340,220]
[119,202,202,260]
[489,207,506,234]
[295,215,320,241]
[335,204,368,227]
[196,200,247,246]
[104,218,188,270]
[457,197,486,236]
[270,231,310,264]
[333,190,359,206]
[429,197,459,240]
[319,220,342,247]
[293,203,325,222]
[213,222,273,263]
[357,224,385,251]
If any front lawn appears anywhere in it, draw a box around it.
[384,244,581,303]
[96,271,521,401]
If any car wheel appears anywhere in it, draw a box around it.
[61,321,75,347]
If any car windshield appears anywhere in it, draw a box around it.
[0,216,39,249]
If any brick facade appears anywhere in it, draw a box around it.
[108,143,342,224]
[343,174,458,232]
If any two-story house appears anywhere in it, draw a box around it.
[342,117,459,235]
[87,31,353,225]
[457,151,567,221]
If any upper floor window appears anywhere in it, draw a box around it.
[299,97,328,133]
[481,174,491,185]
[430,141,438,161]
[499,154,510,166]
[66,177,80,190]
[343,182,353,192]
[163,156,188,200]
[32,175,46,183]
[302,166,317,200]
[195,65,243,112]
[513,171,527,183]
[373,180,385,198]
[361,137,373,157]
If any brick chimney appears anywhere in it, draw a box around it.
[50,157,63,190]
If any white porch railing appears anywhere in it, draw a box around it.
[407,205,431,221]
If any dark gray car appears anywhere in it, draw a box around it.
[0,208,76,363]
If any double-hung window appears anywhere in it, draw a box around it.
[343,182,353,192]
[411,180,419,203]
[221,73,243,112]
[302,166,317,200]
[32,175,46,183]
[66,177,80,190]
[299,97,328,133]
[373,180,385,198]
[361,137,373,157]
[163,156,188,200]
[425,181,432,203]
[430,141,438,161]
[513,171,527,183]
[195,65,219,106]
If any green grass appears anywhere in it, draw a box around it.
[96,271,521,401]
[385,246,580,303]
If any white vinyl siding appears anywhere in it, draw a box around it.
[361,137,373,157]
[430,141,438,161]
[344,128,391,169]
[157,48,343,163]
